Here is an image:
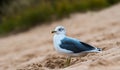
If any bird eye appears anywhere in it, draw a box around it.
[58,29,61,31]
[58,28,63,31]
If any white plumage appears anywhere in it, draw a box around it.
[52,26,101,56]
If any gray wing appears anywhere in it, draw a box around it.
[60,37,95,53]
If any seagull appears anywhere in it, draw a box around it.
[51,26,101,66]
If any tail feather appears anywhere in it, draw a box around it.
[97,48,102,51]
[84,47,102,53]
[91,48,102,52]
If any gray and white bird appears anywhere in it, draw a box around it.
[52,26,101,66]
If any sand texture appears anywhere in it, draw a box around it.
[0,4,120,70]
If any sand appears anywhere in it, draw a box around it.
[0,3,120,70]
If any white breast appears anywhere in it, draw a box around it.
[53,34,73,54]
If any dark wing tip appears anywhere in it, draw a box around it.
[80,42,95,49]
[97,48,102,51]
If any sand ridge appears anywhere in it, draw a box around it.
[0,4,120,70]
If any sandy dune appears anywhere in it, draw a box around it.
[0,4,120,70]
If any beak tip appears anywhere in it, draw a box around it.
[51,31,56,33]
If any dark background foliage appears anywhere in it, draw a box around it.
[0,0,120,36]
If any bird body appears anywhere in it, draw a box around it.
[53,34,73,54]
[52,26,101,57]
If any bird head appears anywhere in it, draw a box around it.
[52,26,66,35]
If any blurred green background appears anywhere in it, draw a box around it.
[0,0,120,36]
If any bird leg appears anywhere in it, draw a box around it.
[64,56,71,67]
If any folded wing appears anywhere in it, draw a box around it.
[60,37,96,53]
